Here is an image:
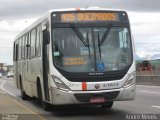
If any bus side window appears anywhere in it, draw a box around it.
[16,44,19,61]
[25,35,28,59]
[13,42,19,61]
[28,33,31,58]
[36,25,41,57]
[31,29,37,57]
[13,43,16,61]
[21,36,25,59]
[19,39,22,60]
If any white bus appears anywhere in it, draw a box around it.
[13,8,136,110]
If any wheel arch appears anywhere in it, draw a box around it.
[36,76,43,100]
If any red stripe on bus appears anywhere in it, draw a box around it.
[76,8,81,11]
[82,82,87,91]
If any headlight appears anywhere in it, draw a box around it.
[52,75,70,91]
[123,72,136,88]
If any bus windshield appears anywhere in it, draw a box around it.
[52,26,132,73]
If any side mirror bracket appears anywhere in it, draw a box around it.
[43,30,50,44]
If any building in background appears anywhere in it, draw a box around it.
[0,63,13,76]
[0,63,5,75]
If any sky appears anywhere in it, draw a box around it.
[0,0,160,65]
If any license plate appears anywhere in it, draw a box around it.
[90,97,106,103]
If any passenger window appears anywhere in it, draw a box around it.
[13,42,19,61]
[27,33,31,58]
[25,35,28,59]
[36,25,41,56]
[31,29,36,57]
[13,43,16,61]
[21,37,25,59]
[19,39,22,60]
[16,44,19,61]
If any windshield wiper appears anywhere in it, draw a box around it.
[98,31,101,59]
[86,32,91,58]
[71,24,89,47]
[98,24,112,47]
[71,24,91,58]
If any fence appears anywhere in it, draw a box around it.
[136,75,160,86]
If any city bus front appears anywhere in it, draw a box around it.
[50,10,136,106]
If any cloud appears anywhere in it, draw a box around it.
[1,0,160,19]
[0,18,37,65]
[128,12,160,43]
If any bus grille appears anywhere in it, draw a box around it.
[65,74,125,82]
[74,91,119,102]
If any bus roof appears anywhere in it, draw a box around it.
[49,7,126,13]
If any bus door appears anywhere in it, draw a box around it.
[42,23,50,101]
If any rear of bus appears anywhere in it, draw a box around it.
[49,8,136,107]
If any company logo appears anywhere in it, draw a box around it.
[95,84,100,89]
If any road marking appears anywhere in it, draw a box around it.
[139,91,160,95]
[0,80,16,97]
[9,95,47,120]
[0,80,6,89]
[151,106,160,109]
[0,80,47,120]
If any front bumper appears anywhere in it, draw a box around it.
[50,83,136,105]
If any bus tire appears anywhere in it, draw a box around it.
[101,101,113,109]
[20,77,28,100]
[42,100,51,111]
[37,80,51,111]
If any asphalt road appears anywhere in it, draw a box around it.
[0,78,160,120]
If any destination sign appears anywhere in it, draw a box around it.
[61,13,118,22]
[52,11,128,23]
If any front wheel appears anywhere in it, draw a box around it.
[42,100,51,111]
[101,101,114,109]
